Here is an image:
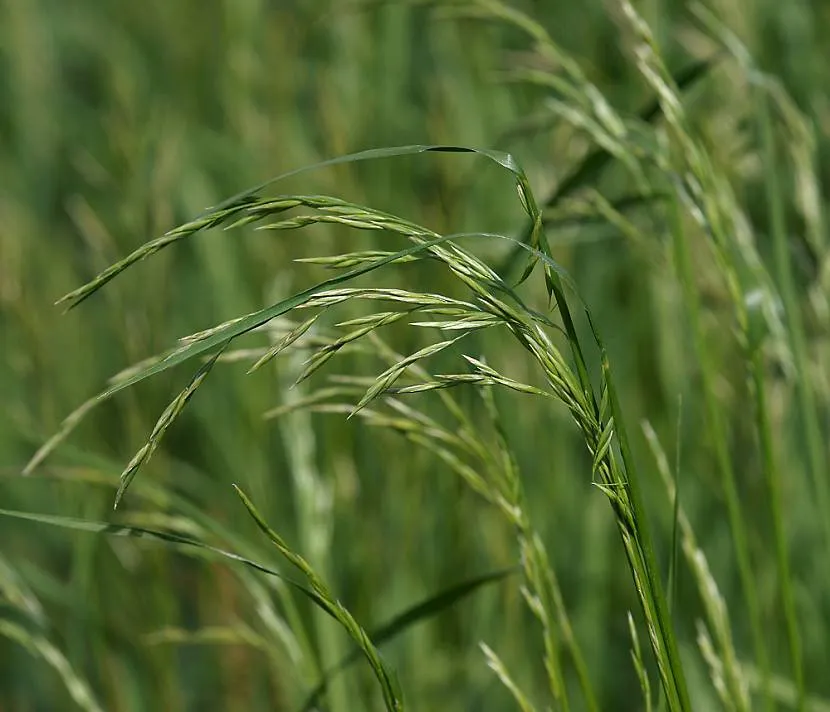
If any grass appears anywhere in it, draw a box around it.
[1,0,829,710]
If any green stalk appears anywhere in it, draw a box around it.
[532,243,689,707]
[757,89,830,569]
[601,353,692,712]
[281,355,351,712]
[546,563,599,712]
[668,193,774,711]
[526,538,571,712]
[748,352,805,712]
[531,173,690,708]
[483,387,590,711]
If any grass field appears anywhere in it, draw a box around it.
[1,0,829,710]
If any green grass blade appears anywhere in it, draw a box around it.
[546,55,719,204]
[0,620,104,712]
[668,400,682,616]
[480,642,538,712]
[298,566,519,712]
[58,145,533,311]
[593,332,691,712]
[749,352,805,711]
[496,54,721,276]
[233,485,404,712]
[0,508,326,607]
[209,144,525,214]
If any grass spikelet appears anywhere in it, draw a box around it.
[350,336,467,416]
[628,611,653,712]
[247,315,320,374]
[480,642,538,712]
[114,344,227,509]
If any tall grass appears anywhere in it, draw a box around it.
[1,0,829,710]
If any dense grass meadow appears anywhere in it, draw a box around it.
[3,0,830,709]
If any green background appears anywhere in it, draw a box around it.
[1,0,828,710]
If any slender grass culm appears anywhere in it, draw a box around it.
[4,1,829,711]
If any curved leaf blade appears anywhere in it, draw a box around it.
[299,565,519,712]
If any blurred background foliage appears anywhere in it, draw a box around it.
[1,0,829,710]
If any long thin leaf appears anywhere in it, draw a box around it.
[59,145,529,312]
[0,620,104,712]
[299,566,519,712]
[233,485,404,712]
[0,508,329,611]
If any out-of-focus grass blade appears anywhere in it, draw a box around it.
[0,508,328,609]
[298,566,519,712]
[0,620,104,712]
[741,663,830,712]
[480,642,538,712]
[669,400,683,615]
[547,56,719,203]
[628,612,653,712]
[0,553,45,626]
[144,624,270,650]
[497,54,721,276]
[542,191,669,228]
[23,397,98,475]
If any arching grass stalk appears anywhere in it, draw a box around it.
[511,182,691,710]
[264,234,686,711]
[27,145,691,709]
[748,347,804,712]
